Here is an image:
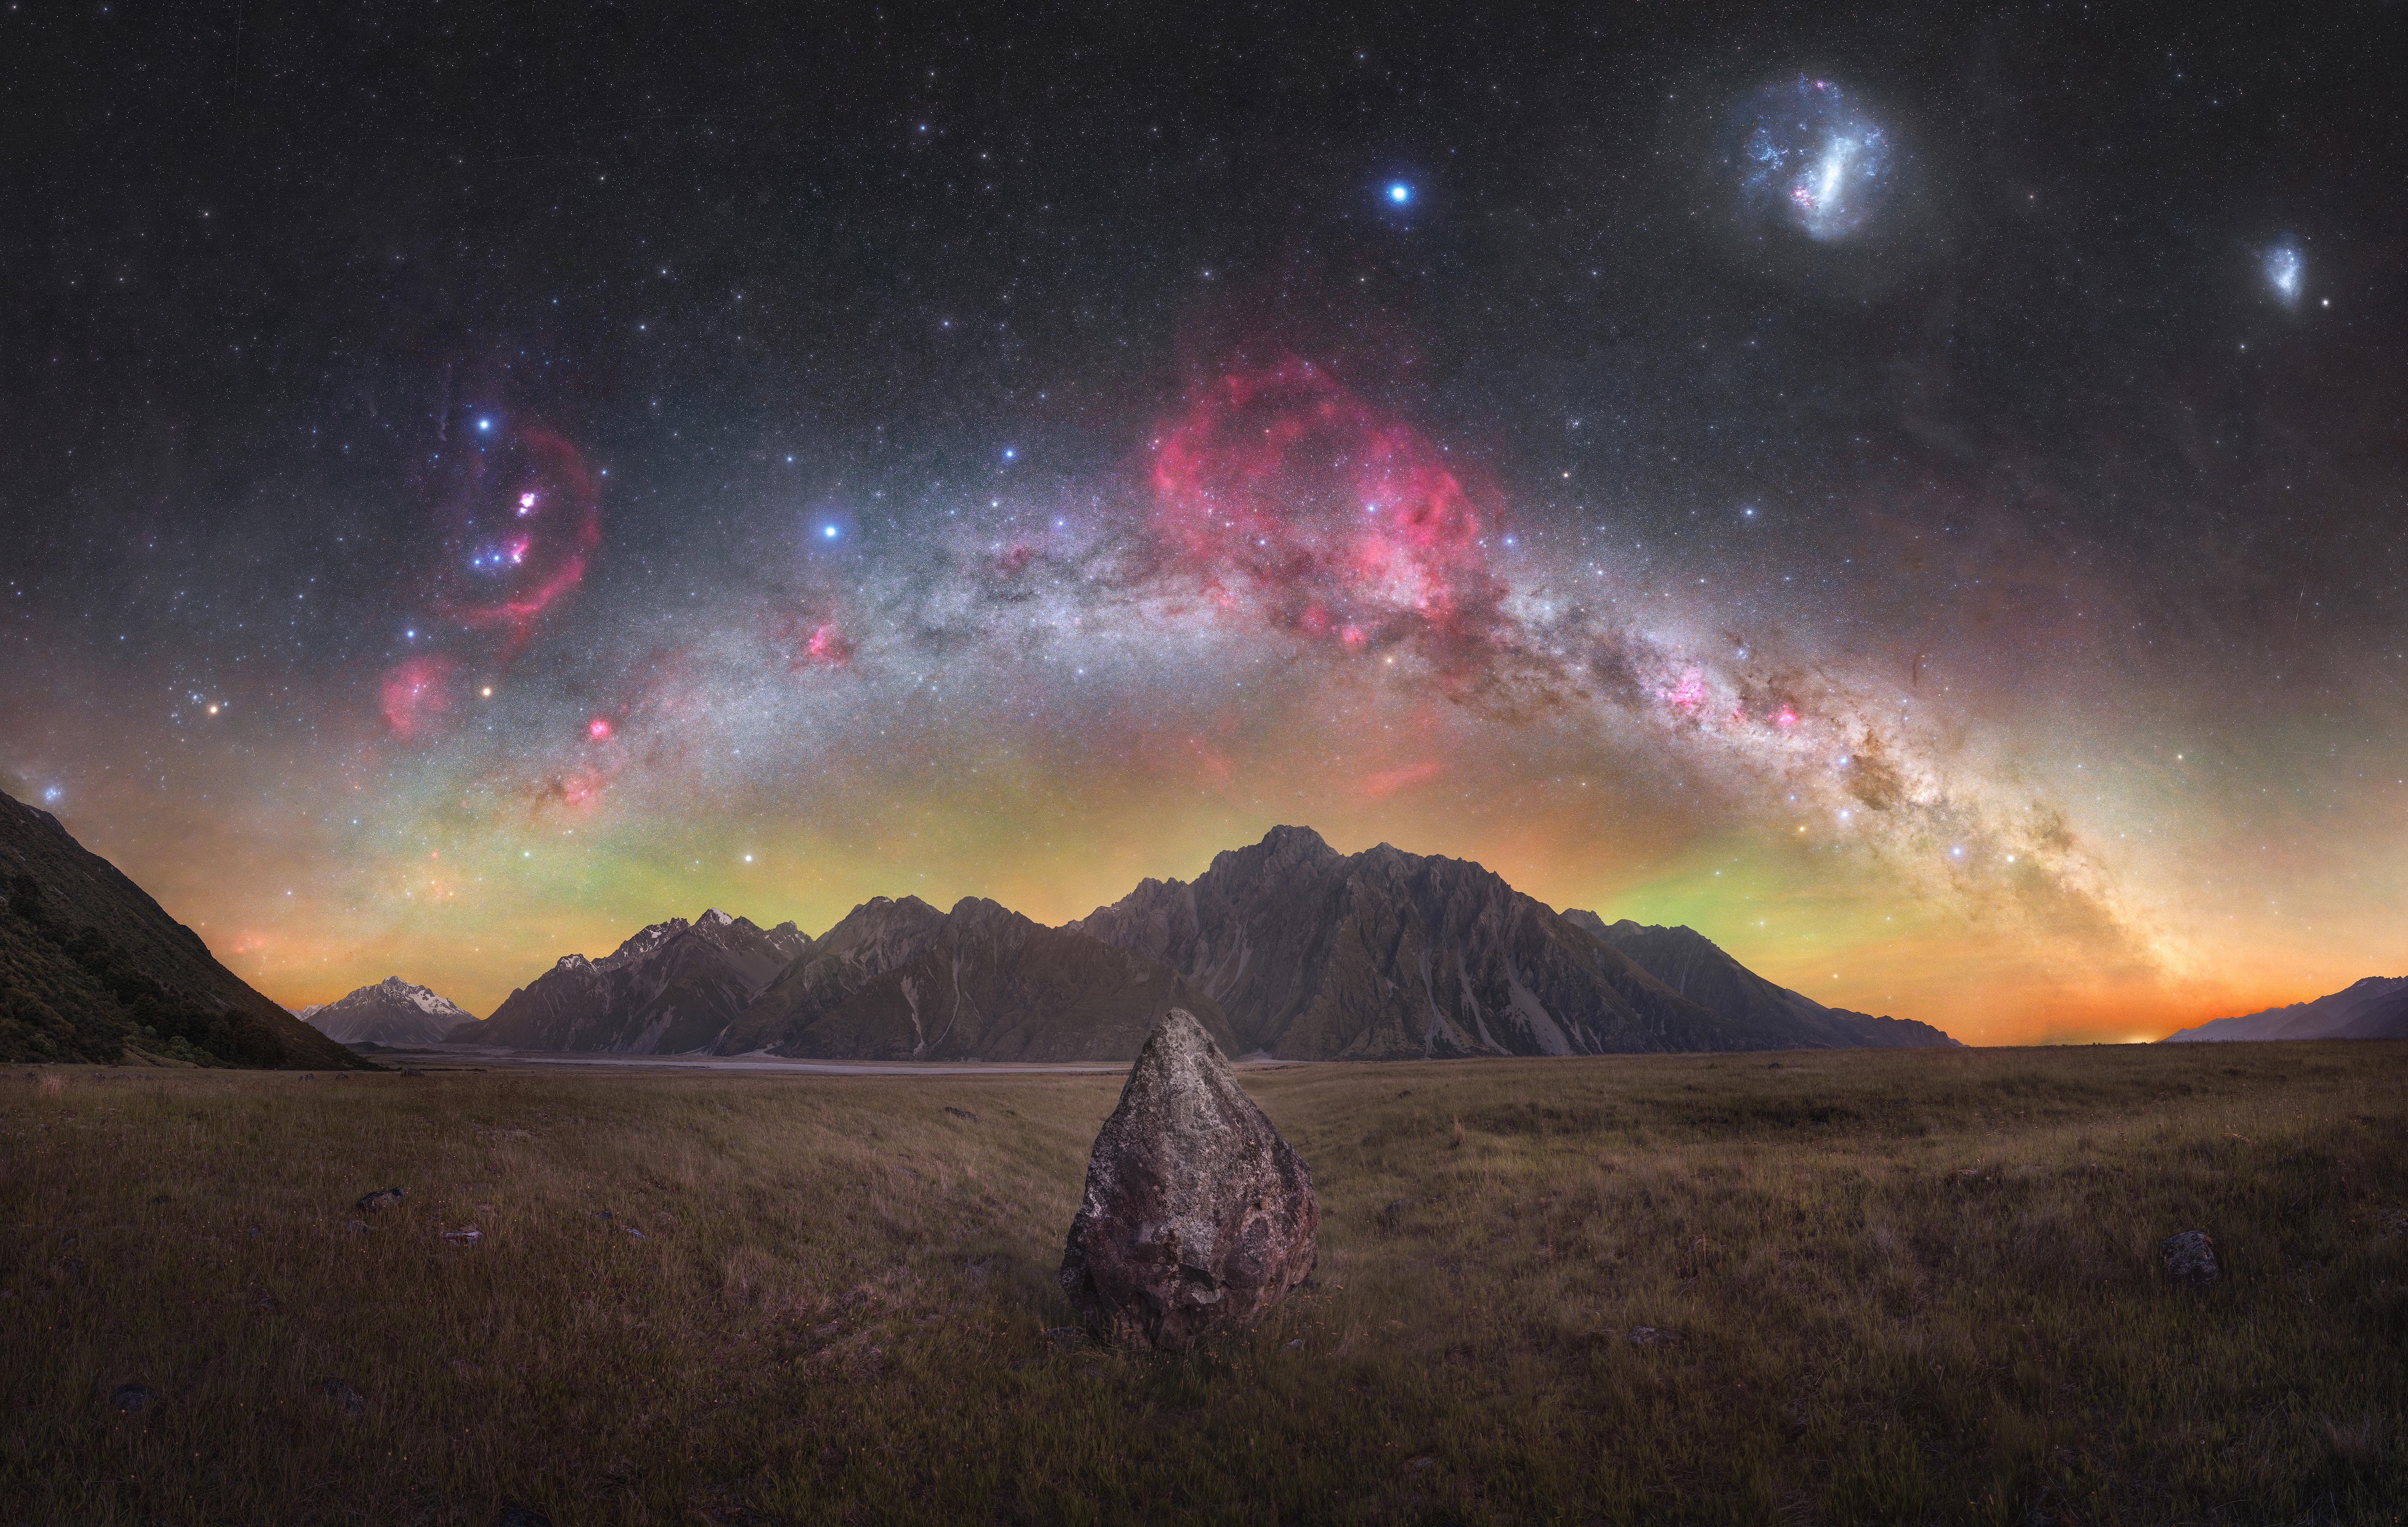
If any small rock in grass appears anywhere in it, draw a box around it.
[346,1220,370,1236]
[1282,1338,1305,1352]
[945,1105,978,1122]
[1403,1455,1437,1474]
[109,1382,158,1414]
[495,1507,552,1527]
[1628,1326,1680,1347]
[355,1187,405,1213]
[318,1378,367,1415]
[1377,1198,1411,1228]
[592,1208,613,1221]
[625,1227,645,1240]
[2161,1230,2220,1289]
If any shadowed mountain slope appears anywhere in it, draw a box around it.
[731,897,1237,1062]
[2159,977,2408,1043]
[715,895,949,1054]
[451,910,808,1054]
[0,790,363,1068]
[1071,826,1760,1060]
[1567,914,1958,1049]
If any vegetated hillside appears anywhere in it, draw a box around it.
[729,897,1237,1061]
[1074,825,1797,1058]
[451,910,808,1053]
[302,977,477,1046]
[1570,914,1958,1048]
[2159,975,2408,1043]
[0,790,362,1068]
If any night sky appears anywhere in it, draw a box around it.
[7,3,2404,1043]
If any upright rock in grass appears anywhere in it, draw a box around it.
[2161,1230,2220,1289]
[1059,1008,1317,1350]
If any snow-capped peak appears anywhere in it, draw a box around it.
[301,975,476,1044]
[702,907,734,927]
[360,976,472,1017]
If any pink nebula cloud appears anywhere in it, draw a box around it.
[1147,356,1503,651]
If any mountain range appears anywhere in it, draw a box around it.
[0,790,362,1068]
[449,910,807,1052]
[38,788,2404,1071]
[424,825,1960,1062]
[2158,976,2408,1043]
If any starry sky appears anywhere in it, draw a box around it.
[6,3,2404,1043]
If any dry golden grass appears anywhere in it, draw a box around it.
[4,1043,2405,1524]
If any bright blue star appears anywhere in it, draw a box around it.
[822,525,839,540]
[476,417,493,432]
[1002,447,1017,461]
[1386,181,1412,205]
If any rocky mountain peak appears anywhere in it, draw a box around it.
[596,917,688,971]
[1220,823,1339,874]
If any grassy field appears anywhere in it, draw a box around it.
[4,1043,2405,1526]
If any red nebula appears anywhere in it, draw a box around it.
[536,769,606,813]
[1357,759,1444,798]
[587,716,613,740]
[804,623,854,666]
[449,425,603,643]
[380,656,459,739]
[1660,670,1706,712]
[1147,356,1503,648]
[774,610,857,672]
[1185,736,1235,785]
[1773,704,1800,729]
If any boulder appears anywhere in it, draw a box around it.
[2161,1230,2220,1289]
[109,1382,158,1414]
[1058,1008,1317,1350]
